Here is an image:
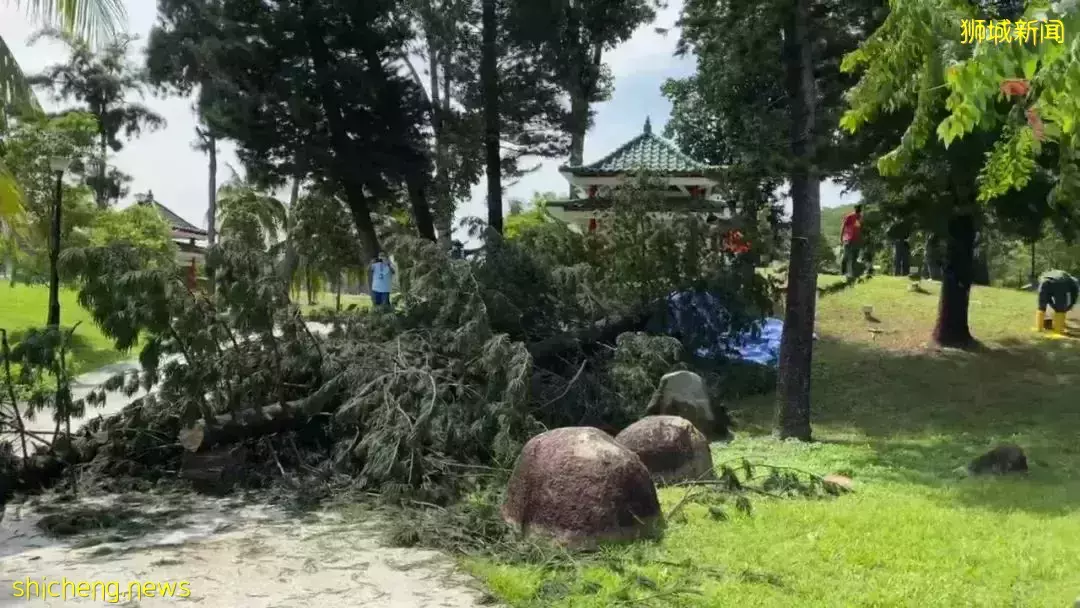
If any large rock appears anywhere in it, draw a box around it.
[967,444,1028,475]
[644,371,717,438]
[615,416,713,485]
[501,427,662,548]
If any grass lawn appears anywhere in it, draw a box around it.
[0,283,129,374]
[295,290,371,316]
[469,275,1080,607]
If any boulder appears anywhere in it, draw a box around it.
[644,371,717,438]
[501,427,662,548]
[967,444,1028,475]
[615,416,713,484]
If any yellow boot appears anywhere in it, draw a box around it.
[1036,310,1046,331]
[1053,311,1067,334]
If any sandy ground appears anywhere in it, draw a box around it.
[4,322,493,607]
[0,494,493,607]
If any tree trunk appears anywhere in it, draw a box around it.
[775,0,818,442]
[429,34,454,250]
[406,175,438,242]
[1029,240,1036,287]
[481,0,503,234]
[305,265,316,305]
[47,171,64,327]
[565,43,602,198]
[95,135,108,209]
[206,134,218,247]
[335,271,342,311]
[932,213,976,347]
[281,161,304,302]
[299,2,381,261]
[1,220,13,281]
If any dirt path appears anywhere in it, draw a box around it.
[1,493,492,607]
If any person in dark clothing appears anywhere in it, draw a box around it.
[885,219,912,276]
[1036,269,1079,335]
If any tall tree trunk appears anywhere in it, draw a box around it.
[406,175,437,241]
[481,0,503,234]
[428,33,454,249]
[305,265,316,305]
[95,135,108,209]
[437,54,455,247]
[47,171,63,327]
[932,213,976,347]
[299,2,381,261]
[775,0,819,442]
[565,44,602,198]
[206,133,218,247]
[1029,239,1036,287]
[280,158,304,302]
[1,220,13,281]
[335,271,342,311]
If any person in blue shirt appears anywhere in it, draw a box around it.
[369,251,395,309]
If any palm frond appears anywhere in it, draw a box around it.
[12,0,128,48]
[0,160,26,227]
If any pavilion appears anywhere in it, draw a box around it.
[546,117,734,232]
[135,190,207,267]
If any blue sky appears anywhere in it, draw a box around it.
[1,1,857,234]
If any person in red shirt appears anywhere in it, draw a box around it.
[839,204,863,278]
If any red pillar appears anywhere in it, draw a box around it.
[187,259,198,290]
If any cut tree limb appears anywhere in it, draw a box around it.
[178,399,307,453]
[526,309,654,367]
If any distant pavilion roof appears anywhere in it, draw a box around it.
[558,117,718,177]
[136,191,207,239]
[546,197,728,212]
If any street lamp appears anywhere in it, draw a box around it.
[46,155,71,328]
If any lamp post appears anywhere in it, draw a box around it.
[46,155,71,328]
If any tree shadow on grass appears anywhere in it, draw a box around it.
[733,335,1080,515]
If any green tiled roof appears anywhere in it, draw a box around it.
[559,118,716,176]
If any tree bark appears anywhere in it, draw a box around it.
[932,213,976,347]
[335,271,342,311]
[775,0,818,442]
[1029,240,1036,287]
[95,134,108,209]
[47,170,63,327]
[280,159,304,301]
[206,133,218,247]
[481,0,503,234]
[406,175,438,241]
[299,1,381,261]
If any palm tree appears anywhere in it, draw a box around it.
[215,171,287,250]
[0,0,127,259]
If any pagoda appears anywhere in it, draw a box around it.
[546,117,731,232]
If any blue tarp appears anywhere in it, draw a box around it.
[662,291,783,367]
[732,317,783,366]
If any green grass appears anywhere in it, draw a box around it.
[295,290,371,316]
[0,283,128,374]
[468,275,1080,607]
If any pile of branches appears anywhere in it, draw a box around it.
[2,178,778,506]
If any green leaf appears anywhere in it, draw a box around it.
[1023,57,1038,80]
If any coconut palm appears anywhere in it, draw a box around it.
[0,0,127,242]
